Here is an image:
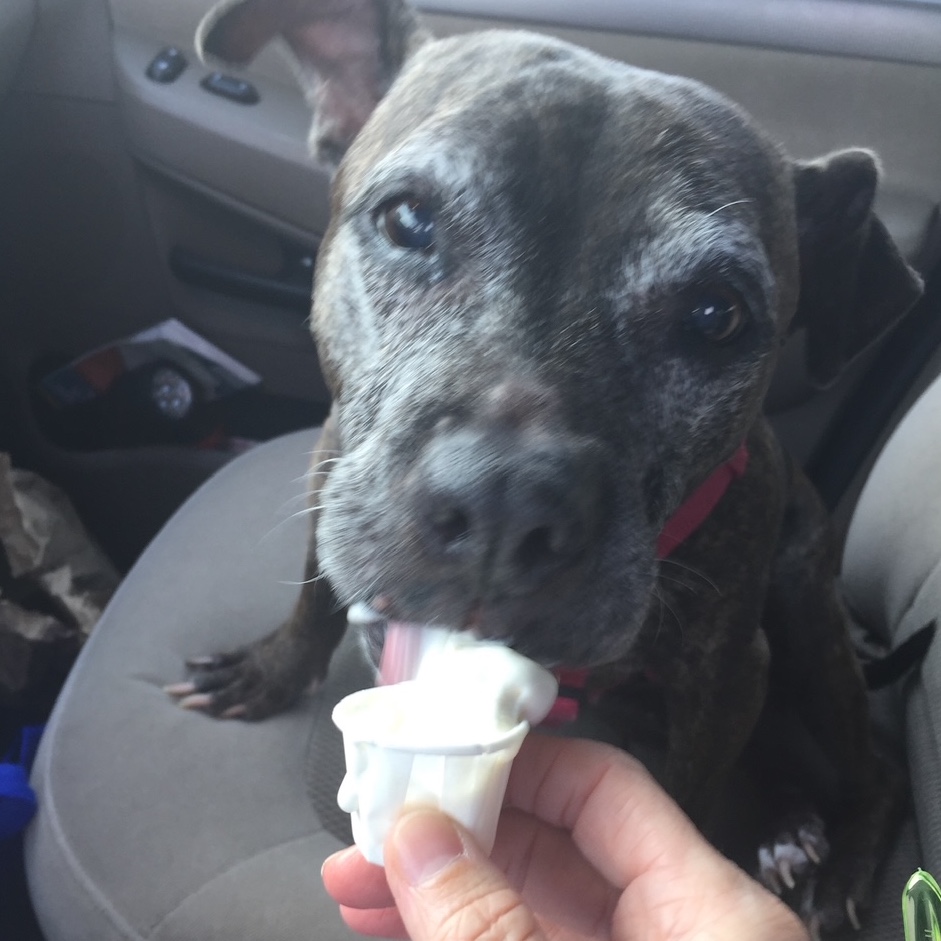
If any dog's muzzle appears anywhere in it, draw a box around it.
[406,419,607,599]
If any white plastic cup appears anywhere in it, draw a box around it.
[332,682,530,865]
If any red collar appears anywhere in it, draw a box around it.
[656,443,750,559]
[545,444,749,725]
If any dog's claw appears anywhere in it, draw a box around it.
[186,650,249,671]
[185,655,219,669]
[164,681,197,697]
[846,898,861,932]
[801,837,821,866]
[758,846,783,895]
[179,692,215,710]
[757,837,814,896]
[808,914,823,941]
[798,820,829,865]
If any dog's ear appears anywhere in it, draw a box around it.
[791,148,923,387]
[196,0,429,165]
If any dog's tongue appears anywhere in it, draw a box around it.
[378,621,425,685]
[347,604,430,685]
[378,621,467,685]
[376,620,559,727]
[364,614,560,732]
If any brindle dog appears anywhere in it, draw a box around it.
[168,1,923,933]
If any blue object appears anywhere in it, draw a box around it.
[0,726,44,843]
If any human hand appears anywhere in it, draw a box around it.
[322,734,808,941]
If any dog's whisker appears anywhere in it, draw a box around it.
[260,508,308,544]
[282,503,328,522]
[278,568,332,587]
[660,558,721,595]
[650,583,670,642]
[653,584,685,641]
[702,198,753,218]
[259,497,343,545]
[274,484,354,524]
[293,458,343,486]
[278,577,321,587]
[288,453,343,483]
[656,572,699,596]
[652,584,667,642]
[309,455,343,470]
[278,490,318,511]
[306,468,338,480]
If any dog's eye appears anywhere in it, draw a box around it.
[685,290,748,343]
[377,197,436,252]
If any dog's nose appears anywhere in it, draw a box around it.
[412,425,604,594]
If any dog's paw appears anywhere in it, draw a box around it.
[757,813,830,897]
[758,813,883,939]
[165,636,318,720]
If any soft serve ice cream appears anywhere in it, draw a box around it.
[332,618,559,865]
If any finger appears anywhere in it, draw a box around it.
[322,845,395,910]
[507,736,806,941]
[612,854,808,941]
[384,808,547,941]
[338,904,408,938]
[492,809,618,939]
[505,734,709,889]
[322,815,612,939]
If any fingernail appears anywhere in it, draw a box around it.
[393,809,466,886]
[320,845,358,878]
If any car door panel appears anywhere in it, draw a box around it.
[113,30,330,239]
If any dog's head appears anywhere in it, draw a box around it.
[200,0,922,668]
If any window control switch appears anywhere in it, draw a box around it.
[146,47,187,84]
[201,72,260,105]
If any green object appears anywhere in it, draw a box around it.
[903,869,941,941]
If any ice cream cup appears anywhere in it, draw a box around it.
[332,682,530,865]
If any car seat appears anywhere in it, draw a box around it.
[23,370,941,940]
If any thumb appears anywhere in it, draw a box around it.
[384,808,546,941]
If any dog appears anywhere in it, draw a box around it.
[167,0,924,933]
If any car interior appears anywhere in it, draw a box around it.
[1,0,940,938]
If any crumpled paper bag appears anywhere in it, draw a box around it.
[0,453,119,703]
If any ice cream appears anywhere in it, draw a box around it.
[332,618,558,865]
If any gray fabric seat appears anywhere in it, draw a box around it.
[843,373,941,882]
[24,370,941,938]
[25,429,367,941]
